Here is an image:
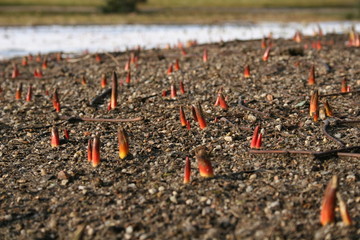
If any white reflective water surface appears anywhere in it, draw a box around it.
[0,21,359,59]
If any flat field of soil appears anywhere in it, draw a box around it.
[0,33,359,239]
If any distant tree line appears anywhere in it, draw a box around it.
[102,0,146,13]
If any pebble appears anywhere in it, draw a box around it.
[48,217,57,229]
[268,200,280,209]
[346,174,356,182]
[266,94,274,101]
[275,125,282,131]
[199,196,207,202]
[169,196,177,204]
[73,151,82,159]
[304,120,312,125]
[148,188,157,194]
[186,199,193,205]
[40,169,47,176]
[158,186,165,192]
[246,186,253,192]
[249,174,257,180]
[61,180,69,186]
[334,133,342,138]
[246,114,257,122]
[57,170,69,180]
[4,215,12,221]
[224,136,233,142]
[203,228,219,239]
[87,226,94,236]
[126,226,134,234]
[140,234,151,240]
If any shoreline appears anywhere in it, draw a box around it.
[0,21,358,60]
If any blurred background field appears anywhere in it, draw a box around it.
[0,0,359,25]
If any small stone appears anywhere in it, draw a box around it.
[266,94,274,101]
[139,234,148,240]
[275,125,282,131]
[186,199,193,205]
[224,136,233,142]
[40,169,47,176]
[158,186,165,192]
[246,114,257,122]
[169,196,177,204]
[126,226,134,234]
[246,186,253,192]
[249,174,257,180]
[92,177,103,187]
[204,228,219,239]
[304,120,312,125]
[87,226,95,236]
[148,188,157,194]
[268,200,280,209]
[57,170,69,180]
[61,180,69,186]
[199,196,207,202]
[346,174,356,182]
[334,133,341,138]
[4,215,12,221]
[48,217,57,229]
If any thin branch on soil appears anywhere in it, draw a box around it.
[313,146,360,159]
[17,121,67,131]
[219,117,252,131]
[238,96,271,119]
[58,115,144,123]
[138,93,158,102]
[104,52,121,67]
[335,119,360,127]
[337,152,360,158]
[249,146,360,159]
[89,88,111,107]
[248,149,315,155]
[66,54,91,63]
[320,89,360,97]
[322,119,345,147]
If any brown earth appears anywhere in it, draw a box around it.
[0,33,359,239]
[0,7,358,26]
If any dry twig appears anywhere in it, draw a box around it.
[320,89,360,97]
[249,146,360,160]
[58,115,143,123]
[322,119,345,147]
[238,97,271,119]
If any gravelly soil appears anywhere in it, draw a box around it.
[0,33,359,240]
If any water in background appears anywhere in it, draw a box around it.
[0,21,359,59]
